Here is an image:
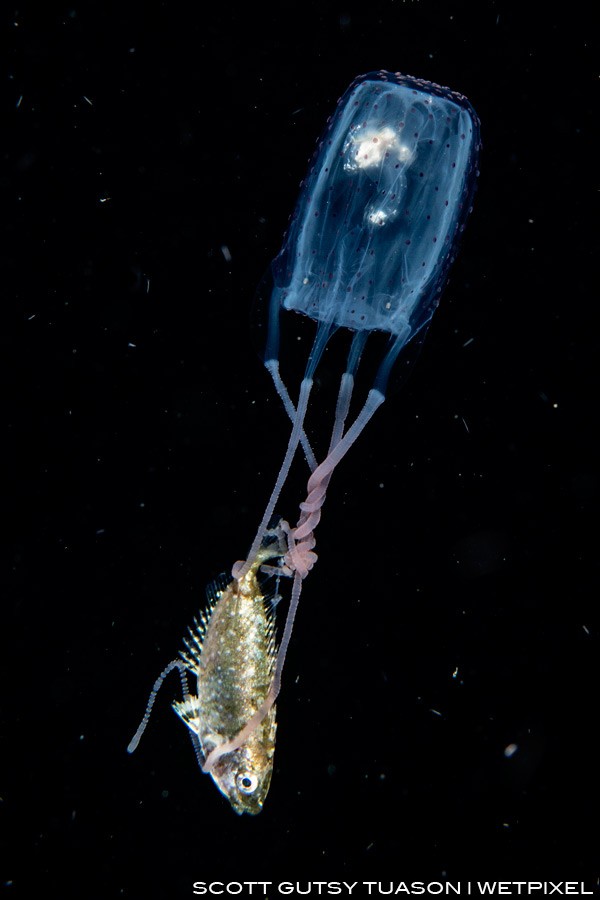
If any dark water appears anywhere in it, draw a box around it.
[2,1,597,896]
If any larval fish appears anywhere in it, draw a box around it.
[128,524,286,815]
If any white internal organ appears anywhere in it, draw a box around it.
[349,126,413,170]
[367,208,390,227]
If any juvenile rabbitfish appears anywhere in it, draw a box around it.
[173,526,286,814]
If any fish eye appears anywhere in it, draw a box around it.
[236,772,259,794]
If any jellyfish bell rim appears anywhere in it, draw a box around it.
[349,69,481,128]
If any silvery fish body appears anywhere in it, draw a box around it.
[173,533,284,814]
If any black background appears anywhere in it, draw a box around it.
[2,0,597,896]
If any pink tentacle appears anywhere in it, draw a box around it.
[293,476,330,540]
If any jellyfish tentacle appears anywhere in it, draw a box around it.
[127,658,205,768]
[265,359,317,471]
[236,320,334,581]
[205,364,387,769]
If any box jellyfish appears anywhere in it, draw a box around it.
[128,71,481,814]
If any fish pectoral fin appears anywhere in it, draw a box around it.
[173,695,203,735]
